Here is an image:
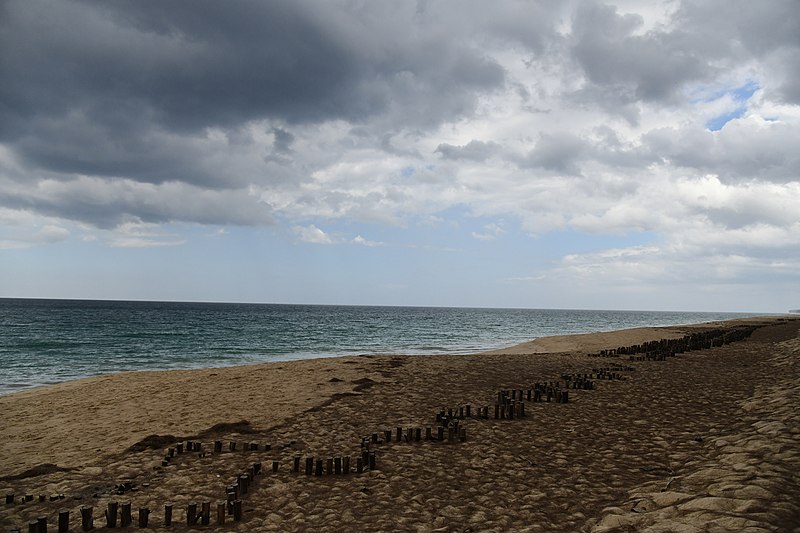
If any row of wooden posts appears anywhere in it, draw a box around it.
[7,497,243,532]
[591,325,761,359]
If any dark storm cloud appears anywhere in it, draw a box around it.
[524,133,587,175]
[435,140,500,161]
[569,3,706,107]
[0,0,505,186]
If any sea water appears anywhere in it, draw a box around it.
[0,298,763,394]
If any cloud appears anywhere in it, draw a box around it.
[435,140,501,161]
[294,224,334,245]
[471,223,505,241]
[0,0,798,308]
[352,235,383,247]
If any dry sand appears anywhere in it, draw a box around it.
[1,316,799,532]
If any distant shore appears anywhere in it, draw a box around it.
[1,315,798,531]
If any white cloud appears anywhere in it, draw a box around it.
[294,224,334,245]
[352,235,383,247]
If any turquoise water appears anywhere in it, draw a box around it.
[0,298,763,394]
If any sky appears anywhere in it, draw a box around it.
[0,0,798,313]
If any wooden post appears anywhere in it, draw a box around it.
[384,429,392,442]
[406,427,413,443]
[305,457,313,475]
[448,427,454,443]
[466,404,471,417]
[326,458,334,475]
[272,460,279,473]
[226,491,235,515]
[460,428,467,442]
[5,493,13,504]
[229,441,237,452]
[396,427,402,442]
[80,506,93,531]
[343,456,350,474]
[368,451,376,470]
[414,428,421,441]
[28,520,38,533]
[216,502,226,525]
[106,501,118,528]
[334,457,342,475]
[425,427,432,441]
[186,502,197,526]
[164,503,173,527]
[293,456,301,473]
[58,510,69,533]
[494,404,499,419]
[315,459,323,476]
[372,433,378,444]
[357,457,363,473]
[201,501,211,525]
[239,474,249,495]
[120,501,131,527]
[233,500,242,522]
[437,427,444,441]
[176,443,183,454]
[253,462,262,476]
[214,441,222,453]
[37,516,47,533]
[137,508,149,528]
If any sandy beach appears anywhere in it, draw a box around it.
[1,316,799,532]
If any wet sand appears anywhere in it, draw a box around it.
[1,316,798,532]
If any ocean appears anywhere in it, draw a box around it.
[0,298,764,394]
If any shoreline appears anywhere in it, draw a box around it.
[2,315,798,531]
[0,313,782,398]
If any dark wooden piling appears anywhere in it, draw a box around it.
[58,510,69,533]
[164,503,173,527]
[120,501,131,527]
[437,427,444,441]
[384,429,392,442]
[315,459,323,476]
[216,502,226,525]
[334,457,342,475]
[106,501,118,528]
[36,516,47,533]
[5,493,14,504]
[186,502,197,526]
[294,456,301,473]
[327,458,334,475]
[396,427,402,442]
[357,457,363,473]
[201,501,211,525]
[214,441,222,453]
[343,455,350,474]
[137,507,149,528]
[368,451,376,470]
[233,500,242,522]
[305,457,314,475]
[272,460,279,473]
[80,506,93,531]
